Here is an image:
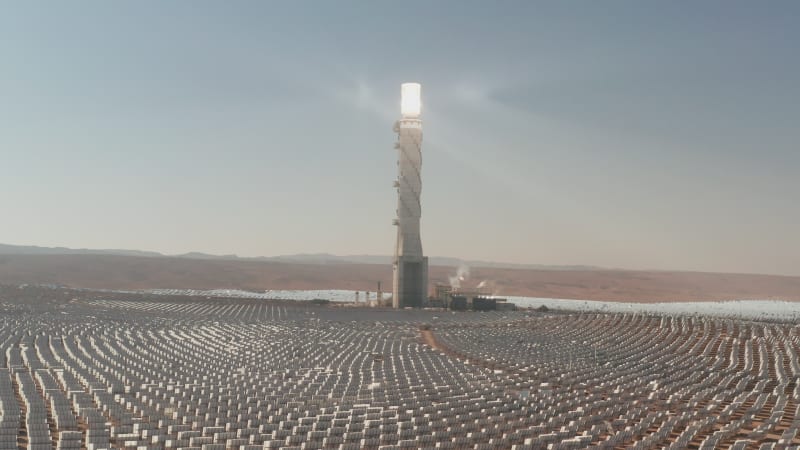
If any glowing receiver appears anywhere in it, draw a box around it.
[401,83,421,118]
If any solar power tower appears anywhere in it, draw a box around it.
[392,83,428,308]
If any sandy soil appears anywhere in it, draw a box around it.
[0,254,798,302]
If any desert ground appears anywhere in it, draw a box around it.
[0,254,798,302]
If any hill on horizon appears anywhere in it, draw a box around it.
[0,243,602,272]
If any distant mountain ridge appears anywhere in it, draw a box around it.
[0,243,162,258]
[0,243,599,271]
[277,254,602,271]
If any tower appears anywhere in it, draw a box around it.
[392,83,428,308]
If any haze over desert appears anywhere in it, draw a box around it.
[1,252,798,302]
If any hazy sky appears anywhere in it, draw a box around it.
[2,2,798,276]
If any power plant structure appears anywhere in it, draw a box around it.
[392,83,428,308]
[432,283,516,311]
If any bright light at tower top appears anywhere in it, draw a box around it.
[401,82,421,118]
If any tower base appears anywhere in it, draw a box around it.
[392,256,428,309]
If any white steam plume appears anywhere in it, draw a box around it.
[448,263,470,289]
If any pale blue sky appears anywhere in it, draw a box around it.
[1,2,798,275]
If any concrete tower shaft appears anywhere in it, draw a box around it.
[393,83,428,309]
[394,119,423,257]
